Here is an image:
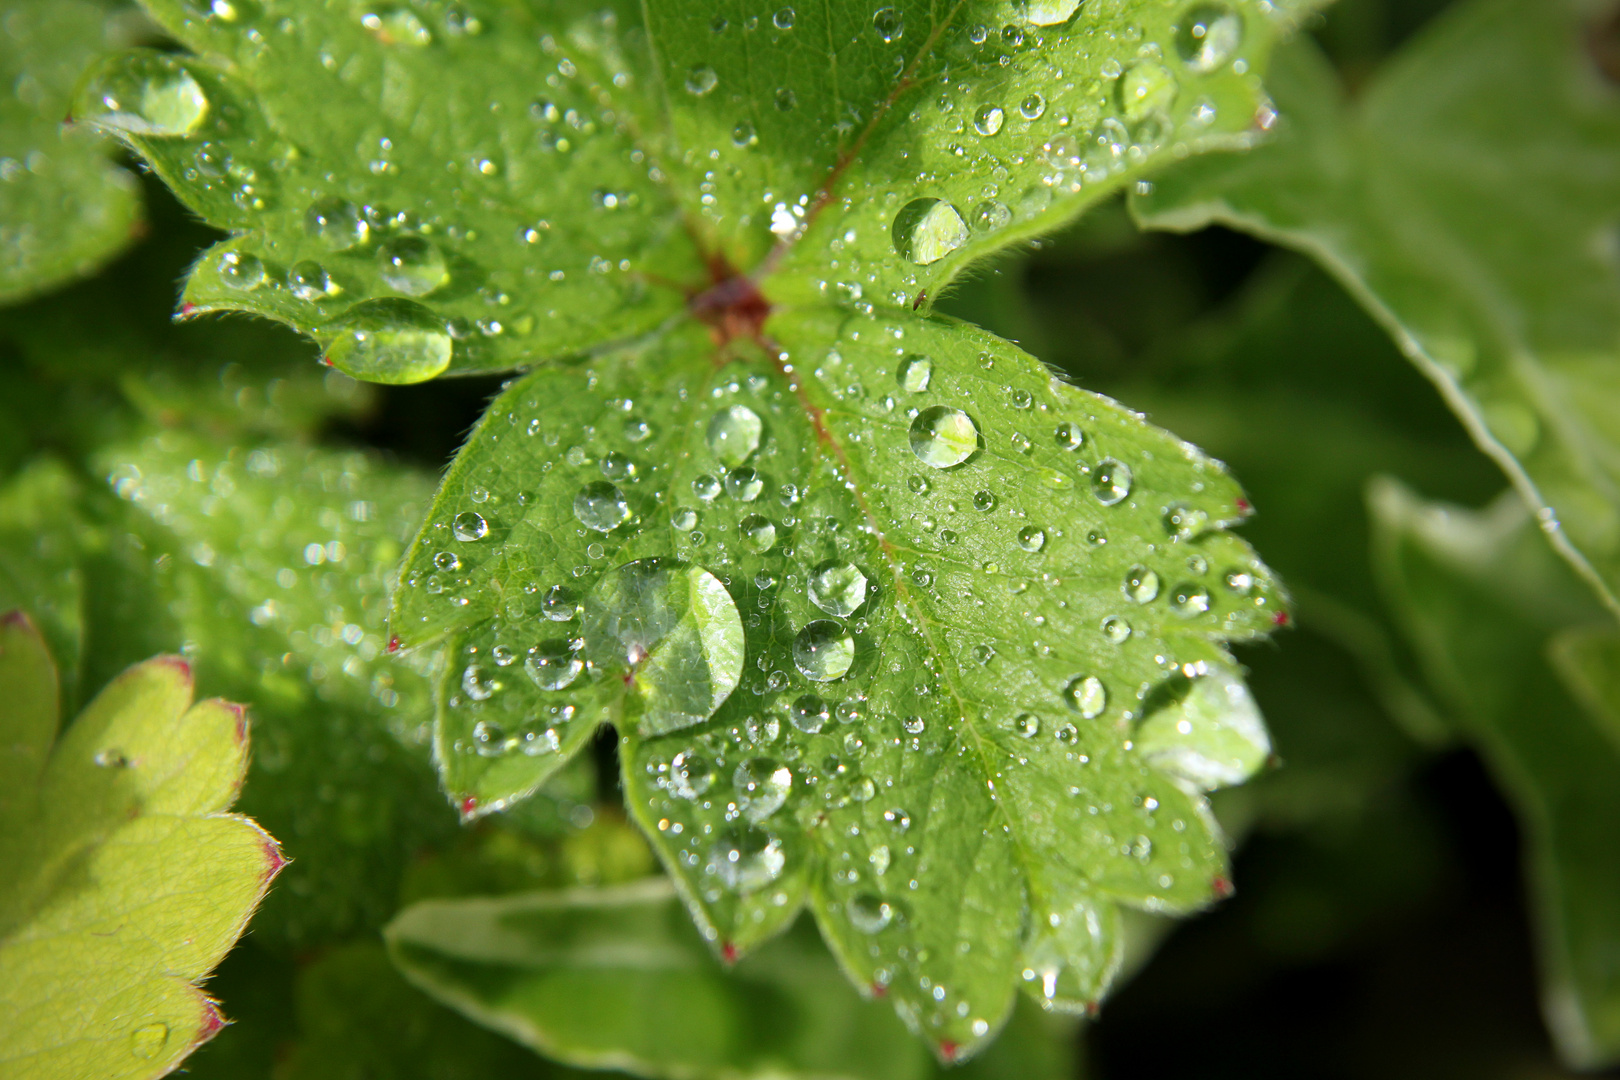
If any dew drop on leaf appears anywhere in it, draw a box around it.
[740,514,777,552]
[670,750,716,799]
[524,639,583,690]
[304,197,369,250]
[1124,566,1161,604]
[773,7,795,29]
[322,298,452,384]
[707,825,786,893]
[707,405,763,467]
[897,353,933,392]
[1091,458,1133,505]
[673,507,699,531]
[377,235,449,296]
[685,64,718,95]
[1020,93,1047,119]
[1118,62,1179,121]
[362,7,433,46]
[973,490,997,512]
[725,467,763,501]
[893,198,969,265]
[1064,675,1108,719]
[1102,616,1132,643]
[692,474,721,501]
[808,561,869,617]
[1169,583,1211,617]
[1013,712,1041,737]
[288,260,336,300]
[1020,0,1081,26]
[849,893,895,933]
[971,200,1011,232]
[573,482,631,532]
[1017,526,1046,553]
[734,757,792,822]
[793,620,855,682]
[1136,665,1269,790]
[872,6,904,42]
[1055,423,1084,451]
[1176,4,1244,74]
[218,250,265,290]
[973,104,1005,136]
[452,511,488,541]
[1163,503,1210,541]
[790,694,829,733]
[909,406,978,468]
[541,584,578,621]
[83,54,209,135]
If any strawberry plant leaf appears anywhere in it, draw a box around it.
[87,0,1315,380]
[386,878,1077,1080]
[392,307,1286,1055]
[0,0,141,303]
[1135,0,1620,615]
[1370,480,1620,1068]
[0,615,283,1080]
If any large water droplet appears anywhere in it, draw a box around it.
[909,406,978,468]
[708,825,786,892]
[971,200,1011,232]
[1118,62,1179,121]
[848,893,895,933]
[305,197,369,251]
[574,481,632,532]
[737,514,776,553]
[1064,675,1107,719]
[1020,93,1047,120]
[794,620,855,682]
[583,559,745,734]
[1169,583,1211,617]
[1124,566,1160,603]
[808,561,869,617]
[773,7,796,29]
[735,757,792,822]
[218,250,265,291]
[322,298,452,384]
[542,584,579,621]
[707,405,763,467]
[973,104,1005,136]
[1136,664,1269,790]
[670,750,716,798]
[893,198,969,265]
[82,53,208,136]
[1176,5,1244,74]
[288,260,337,301]
[1091,458,1133,505]
[872,6,904,41]
[791,694,829,733]
[525,638,584,690]
[725,467,764,501]
[378,235,449,296]
[686,64,719,95]
[452,511,488,541]
[1021,0,1081,26]
[898,354,933,392]
[1017,526,1046,553]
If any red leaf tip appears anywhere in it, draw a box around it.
[154,655,193,681]
[386,634,402,654]
[1272,611,1290,627]
[871,982,887,998]
[939,1041,959,1062]
[459,795,479,819]
[263,839,289,879]
[1235,497,1251,512]
[1213,875,1235,899]
[198,999,227,1039]
[721,942,738,964]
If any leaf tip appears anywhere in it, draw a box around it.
[262,837,289,881]
[458,795,479,821]
[1271,611,1290,628]
[386,634,402,654]
[198,998,227,1041]
[1212,874,1235,899]
[870,981,887,998]
[178,302,198,319]
[939,1040,960,1063]
[153,654,194,685]
[1,609,34,630]
[720,941,738,965]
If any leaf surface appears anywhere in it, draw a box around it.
[1370,480,1620,1068]
[0,0,141,303]
[0,616,282,1080]
[387,878,1076,1080]
[1135,0,1620,614]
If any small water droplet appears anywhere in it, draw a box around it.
[83,55,209,136]
[849,893,895,932]
[1224,569,1255,594]
[791,694,829,733]
[735,757,792,821]
[794,620,855,681]
[1091,458,1133,505]
[574,481,632,531]
[973,490,997,512]
[707,405,763,467]
[452,511,488,541]
[909,406,978,468]
[1013,712,1041,737]
[809,561,869,617]
[1054,423,1084,451]
[288,259,336,300]
[305,197,369,250]
[363,7,433,45]
[884,807,911,831]
[740,514,777,552]
[893,198,969,265]
[542,584,579,621]
[1020,93,1047,120]
[898,353,934,392]
[525,639,583,690]
[1017,526,1046,552]
[1064,675,1107,718]
[1163,503,1210,541]
[1118,61,1179,121]
[973,104,1005,136]
[773,7,795,29]
[1169,583,1211,617]
[775,87,797,111]
[725,467,764,501]
[971,200,1011,232]
[708,825,786,892]
[130,1022,170,1060]
[377,235,449,296]
[218,250,265,290]
[686,64,719,95]
[872,6,904,42]
[1102,616,1132,643]
[732,120,758,147]
[624,417,652,442]
[1176,4,1244,74]
[670,750,716,798]
[673,507,699,531]
[692,474,722,501]
[1124,566,1160,603]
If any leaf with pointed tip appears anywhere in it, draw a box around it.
[0,0,141,303]
[1369,480,1620,1068]
[386,878,1077,1080]
[95,0,1313,379]
[1135,0,1620,615]
[392,305,1286,1056]
[0,616,282,1080]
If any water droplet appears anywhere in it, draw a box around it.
[1124,565,1160,603]
[707,405,763,467]
[130,1022,170,1060]
[1091,458,1133,505]
[794,620,855,682]
[1136,664,1269,790]
[673,508,699,531]
[525,639,583,690]
[775,87,797,111]
[670,750,715,799]
[433,551,461,571]
[83,54,209,136]
[973,643,997,664]
[600,452,637,481]
[1102,616,1132,643]
[791,694,829,733]
[218,250,265,290]
[377,235,449,296]
[452,511,488,541]
[583,559,745,734]
[686,64,719,95]
[1021,0,1081,26]
[1163,503,1210,541]
[322,298,452,383]
[1054,423,1084,451]
[1055,722,1079,744]
[907,475,931,495]
[288,260,336,300]
[898,353,934,392]
[1017,526,1046,552]
[973,490,997,512]
[574,481,631,531]
[692,474,721,501]
[1224,569,1255,594]
[849,893,895,933]
[1020,93,1047,120]
[973,104,1005,136]
[872,6,904,42]
[731,120,758,147]
[971,200,1011,232]
[708,825,786,892]
[909,406,978,468]
[1013,713,1041,737]
[884,807,911,831]
[305,197,369,250]
[624,417,652,442]
[542,585,579,620]
[809,561,869,617]
[1064,676,1107,719]
[363,7,433,45]
[893,198,969,265]
[1176,4,1244,74]
[740,514,777,552]
[773,7,796,29]
[735,757,792,821]
[725,467,764,501]
[1169,583,1211,617]
[1118,62,1179,121]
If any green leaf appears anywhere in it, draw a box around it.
[1134,0,1620,614]
[387,878,1077,1080]
[392,306,1286,1055]
[1369,479,1620,1068]
[0,0,142,303]
[91,0,1311,379]
[1548,627,1620,756]
[0,434,457,948]
[0,616,283,1080]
